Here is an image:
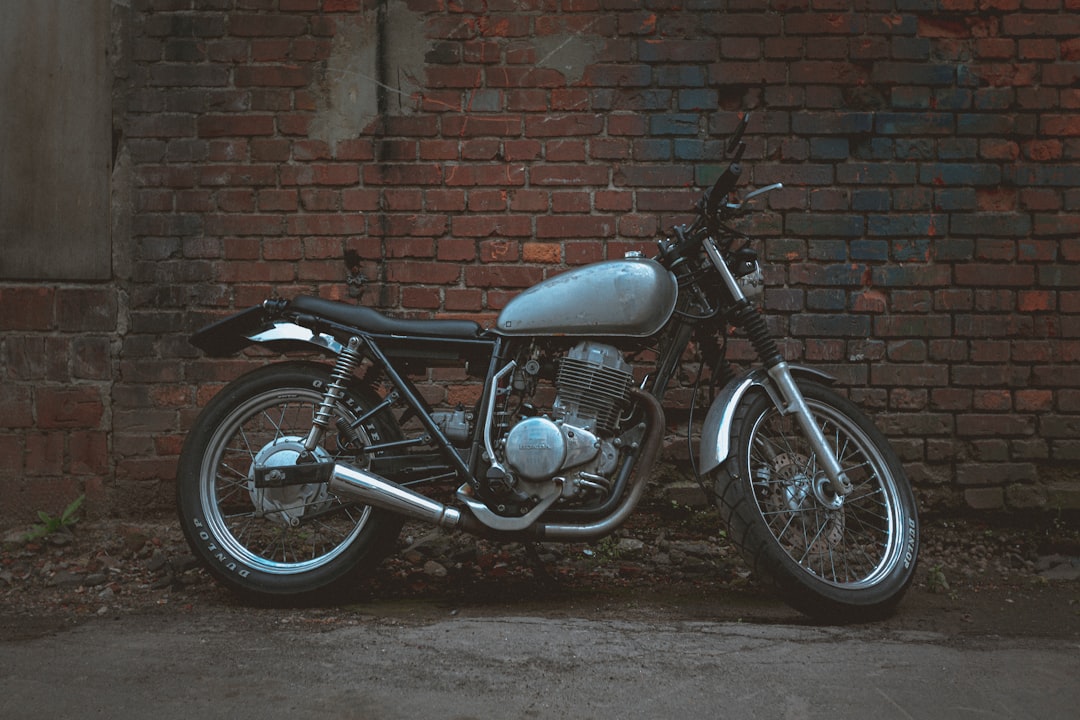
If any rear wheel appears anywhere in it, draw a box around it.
[177,362,403,601]
[711,380,919,622]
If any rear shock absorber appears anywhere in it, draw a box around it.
[305,336,365,452]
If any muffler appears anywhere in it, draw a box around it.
[328,463,464,530]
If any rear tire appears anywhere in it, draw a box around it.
[711,380,919,622]
[176,362,404,601]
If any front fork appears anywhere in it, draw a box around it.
[704,239,852,498]
[765,362,852,497]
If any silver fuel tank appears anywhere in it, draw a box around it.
[495,258,678,337]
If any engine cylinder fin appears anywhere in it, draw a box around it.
[553,342,634,435]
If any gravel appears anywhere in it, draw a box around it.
[2,505,1078,623]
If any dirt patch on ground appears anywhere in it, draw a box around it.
[2,505,1078,640]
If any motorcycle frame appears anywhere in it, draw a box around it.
[192,229,852,537]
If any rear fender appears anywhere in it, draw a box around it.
[698,365,835,475]
[190,305,342,357]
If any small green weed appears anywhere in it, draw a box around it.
[926,563,950,595]
[24,495,85,541]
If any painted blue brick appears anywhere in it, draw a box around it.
[675,139,723,161]
[951,213,1032,237]
[973,88,1014,111]
[650,113,700,136]
[853,138,895,160]
[638,90,674,111]
[850,239,890,261]
[1007,164,1080,187]
[957,113,1015,135]
[867,214,936,237]
[808,289,848,311]
[810,138,849,160]
[791,314,872,338]
[852,189,891,212]
[892,36,931,61]
[892,238,933,262]
[936,139,978,160]
[793,112,874,136]
[875,112,954,135]
[920,163,1002,186]
[932,238,974,261]
[679,89,718,111]
[872,62,955,87]
[896,0,937,10]
[656,66,706,88]
[891,87,931,109]
[868,213,937,236]
[837,163,918,184]
[895,139,935,160]
[808,240,848,261]
[934,188,977,211]
[956,65,980,89]
[634,139,672,161]
[934,88,973,110]
[786,214,865,237]
[872,264,951,288]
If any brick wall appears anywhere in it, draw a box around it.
[3,0,1080,525]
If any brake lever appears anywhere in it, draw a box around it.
[724,182,784,212]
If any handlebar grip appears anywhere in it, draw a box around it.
[707,162,742,215]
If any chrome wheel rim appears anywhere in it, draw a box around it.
[198,389,373,576]
[747,398,905,589]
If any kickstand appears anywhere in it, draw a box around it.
[523,542,563,594]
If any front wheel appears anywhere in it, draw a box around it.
[711,380,919,622]
[176,362,404,601]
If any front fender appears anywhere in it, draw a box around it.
[698,365,835,475]
[191,305,343,357]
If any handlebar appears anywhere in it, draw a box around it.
[705,161,742,216]
[657,112,775,268]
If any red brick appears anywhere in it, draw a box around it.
[536,215,615,239]
[228,14,307,37]
[531,165,609,186]
[464,265,544,288]
[437,238,477,262]
[525,114,604,137]
[69,431,109,474]
[522,242,561,264]
[444,164,526,187]
[0,287,54,331]
[452,215,532,238]
[402,287,441,309]
[0,386,34,428]
[36,387,105,430]
[386,261,461,285]
[197,114,275,137]
[445,288,483,311]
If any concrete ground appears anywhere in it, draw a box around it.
[2,581,1078,720]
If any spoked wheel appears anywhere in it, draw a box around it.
[712,380,919,622]
[177,362,403,601]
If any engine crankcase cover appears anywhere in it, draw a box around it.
[495,258,677,336]
[505,417,600,481]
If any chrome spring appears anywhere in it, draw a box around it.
[312,336,364,433]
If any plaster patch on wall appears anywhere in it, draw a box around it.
[311,5,427,147]
[534,32,602,84]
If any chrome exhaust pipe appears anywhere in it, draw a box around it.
[328,463,464,530]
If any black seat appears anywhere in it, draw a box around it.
[289,296,482,339]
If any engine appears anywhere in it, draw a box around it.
[502,342,635,496]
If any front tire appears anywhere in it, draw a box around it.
[711,380,919,622]
[177,362,404,601]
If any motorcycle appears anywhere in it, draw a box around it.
[177,114,919,621]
